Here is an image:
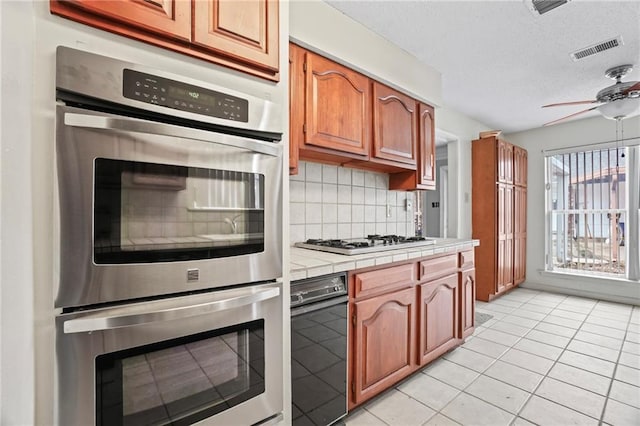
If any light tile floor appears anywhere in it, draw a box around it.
[344,288,640,426]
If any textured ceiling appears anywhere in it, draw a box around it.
[325,0,640,133]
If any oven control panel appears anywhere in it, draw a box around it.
[123,69,249,122]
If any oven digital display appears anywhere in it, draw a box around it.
[122,69,249,122]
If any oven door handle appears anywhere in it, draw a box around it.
[63,286,280,334]
[63,112,282,157]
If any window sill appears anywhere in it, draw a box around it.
[538,269,639,285]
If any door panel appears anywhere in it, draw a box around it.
[372,82,417,166]
[460,269,476,338]
[304,52,370,156]
[54,0,191,41]
[192,0,279,71]
[418,274,459,365]
[352,287,416,405]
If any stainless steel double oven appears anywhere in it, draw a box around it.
[54,47,284,425]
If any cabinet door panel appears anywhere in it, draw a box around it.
[353,287,416,405]
[193,0,279,71]
[418,103,435,188]
[54,0,191,41]
[304,53,370,156]
[497,139,514,184]
[514,146,528,187]
[418,274,459,365]
[372,82,417,166]
[459,269,476,339]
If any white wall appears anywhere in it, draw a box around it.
[437,107,493,238]
[289,0,492,240]
[1,1,290,424]
[506,114,640,304]
[1,1,36,424]
[290,0,442,107]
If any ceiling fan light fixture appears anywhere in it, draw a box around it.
[597,97,640,120]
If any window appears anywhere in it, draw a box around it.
[545,144,640,280]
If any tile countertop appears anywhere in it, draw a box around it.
[290,238,480,282]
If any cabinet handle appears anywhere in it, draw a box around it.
[430,153,434,166]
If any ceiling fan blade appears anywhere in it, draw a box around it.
[543,106,599,126]
[622,81,640,94]
[542,100,598,108]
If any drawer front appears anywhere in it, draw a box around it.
[419,254,457,282]
[352,263,416,299]
[459,250,475,270]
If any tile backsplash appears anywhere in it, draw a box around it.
[289,161,416,245]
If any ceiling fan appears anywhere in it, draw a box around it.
[543,64,640,126]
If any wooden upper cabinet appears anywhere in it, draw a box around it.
[388,102,436,190]
[303,51,371,157]
[288,44,303,175]
[497,139,514,184]
[418,103,436,188]
[372,82,417,167]
[514,146,528,187]
[51,0,191,41]
[50,0,279,81]
[192,0,279,72]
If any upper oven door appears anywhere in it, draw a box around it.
[55,104,283,308]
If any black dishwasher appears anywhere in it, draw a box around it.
[291,273,348,426]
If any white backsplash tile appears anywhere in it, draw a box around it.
[290,181,305,202]
[352,170,365,186]
[338,167,352,185]
[305,202,322,224]
[322,183,338,203]
[322,164,338,184]
[352,186,365,204]
[290,161,417,244]
[337,185,351,204]
[322,203,338,223]
[306,162,322,182]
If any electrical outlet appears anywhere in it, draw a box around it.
[386,204,392,218]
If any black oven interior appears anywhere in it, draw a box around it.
[94,158,265,264]
[95,320,265,426]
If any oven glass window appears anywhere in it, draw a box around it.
[95,320,265,426]
[94,159,265,263]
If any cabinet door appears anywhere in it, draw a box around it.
[303,52,371,157]
[497,184,514,292]
[514,186,527,285]
[192,0,279,72]
[288,44,302,175]
[418,274,459,365]
[514,146,528,187]
[459,269,476,339]
[418,103,436,189]
[52,0,191,41]
[372,82,417,167]
[497,140,514,184]
[352,287,416,406]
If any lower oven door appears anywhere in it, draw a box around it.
[291,297,348,425]
[55,282,283,426]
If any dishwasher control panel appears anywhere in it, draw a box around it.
[290,273,347,308]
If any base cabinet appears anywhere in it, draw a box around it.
[349,251,476,409]
[352,287,417,406]
[459,268,476,339]
[418,274,459,365]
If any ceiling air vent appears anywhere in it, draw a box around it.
[530,0,569,15]
[570,36,624,61]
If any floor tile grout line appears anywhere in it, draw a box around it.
[512,295,623,425]
[597,304,634,424]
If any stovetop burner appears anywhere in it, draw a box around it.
[295,234,436,255]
